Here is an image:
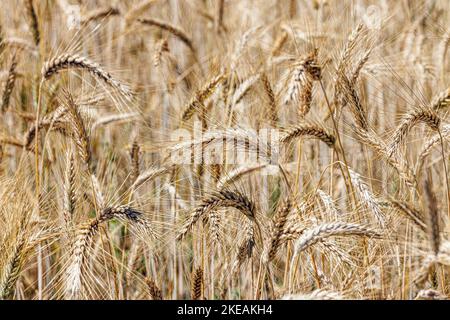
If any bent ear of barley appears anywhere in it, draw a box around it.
[177,189,256,241]
[65,206,152,298]
[81,6,120,24]
[388,109,441,158]
[353,126,416,186]
[292,222,380,259]
[24,115,69,149]
[181,73,225,121]
[280,123,335,148]
[42,54,133,99]
[125,0,158,25]
[387,200,426,232]
[169,128,277,163]
[138,18,195,54]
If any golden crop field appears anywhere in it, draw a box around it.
[0,0,449,300]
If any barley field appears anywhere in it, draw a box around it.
[0,0,449,300]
